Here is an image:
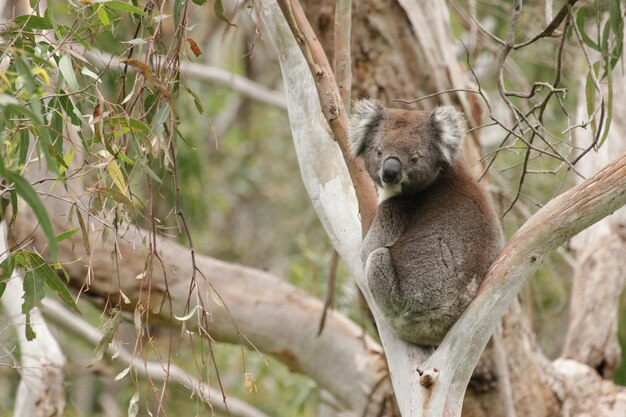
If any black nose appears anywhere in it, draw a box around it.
[382,157,402,184]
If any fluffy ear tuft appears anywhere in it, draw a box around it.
[349,99,384,157]
[430,106,466,164]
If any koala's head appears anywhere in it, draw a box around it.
[349,99,466,200]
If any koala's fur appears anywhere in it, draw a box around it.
[350,99,503,346]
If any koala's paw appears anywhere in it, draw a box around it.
[365,247,401,317]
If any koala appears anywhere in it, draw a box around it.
[350,99,503,346]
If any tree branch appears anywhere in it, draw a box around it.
[561,59,626,377]
[333,0,352,111]
[8,198,388,415]
[82,49,288,111]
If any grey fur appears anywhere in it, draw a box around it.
[351,100,503,346]
[349,99,385,157]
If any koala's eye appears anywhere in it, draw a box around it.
[376,149,383,158]
[410,156,419,164]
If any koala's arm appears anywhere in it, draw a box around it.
[362,203,407,320]
[362,202,406,255]
[364,247,402,319]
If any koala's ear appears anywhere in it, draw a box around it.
[349,99,384,157]
[429,106,466,164]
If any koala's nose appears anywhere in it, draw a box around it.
[382,157,402,184]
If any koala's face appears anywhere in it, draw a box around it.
[349,99,465,200]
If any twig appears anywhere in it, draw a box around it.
[393,88,482,104]
[512,0,579,49]
[470,14,506,46]
[334,0,352,112]
[317,250,339,336]
[503,82,567,99]
[496,0,523,130]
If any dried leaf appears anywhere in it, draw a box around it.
[244,372,257,394]
[120,289,131,304]
[209,287,224,307]
[128,390,140,417]
[174,305,198,322]
[186,38,202,57]
[121,59,152,75]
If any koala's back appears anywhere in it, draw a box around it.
[365,163,503,345]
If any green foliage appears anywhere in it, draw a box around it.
[575,0,623,146]
[0,155,58,260]
[0,250,78,340]
[89,310,123,366]
[0,1,334,414]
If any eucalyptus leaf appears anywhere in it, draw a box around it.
[5,172,58,261]
[89,311,123,366]
[26,251,79,312]
[59,54,80,92]
[103,1,147,17]
[21,269,46,340]
[12,15,53,31]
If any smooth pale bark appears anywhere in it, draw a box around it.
[553,359,626,416]
[259,0,363,274]
[0,222,66,417]
[298,0,550,414]
[258,0,433,410]
[562,50,626,377]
